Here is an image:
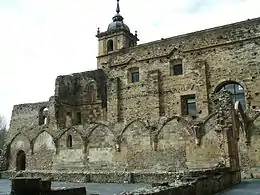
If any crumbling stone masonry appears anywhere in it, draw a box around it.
[3,1,260,176]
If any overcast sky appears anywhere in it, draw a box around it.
[0,0,259,126]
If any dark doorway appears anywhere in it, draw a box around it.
[16,150,26,171]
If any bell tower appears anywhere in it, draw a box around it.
[96,0,139,68]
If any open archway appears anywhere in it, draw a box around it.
[16,150,26,171]
[215,81,246,109]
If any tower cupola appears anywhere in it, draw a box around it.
[107,0,130,32]
[96,0,139,68]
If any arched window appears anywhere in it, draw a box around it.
[39,107,48,125]
[16,150,26,171]
[67,134,72,149]
[107,39,114,52]
[216,82,246,109]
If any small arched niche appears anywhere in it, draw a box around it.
[107,39,114,52]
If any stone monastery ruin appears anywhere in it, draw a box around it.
[3,0,260,176]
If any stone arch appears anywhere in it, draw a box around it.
[52,127,85,171]
[33,129,55,143]
[16,150,26,171]
[8,132,30,146]
[32,131,56,170]
[9,133,30,170]
[120,120,151,171]
[86,124,116,171]
[213,80,247,109]
[57,127,84,150]
[33,130,56,151]
[155,117,190,171]
[158,116,191,136]
[58,127,84,140]
[39,106,49,125]
[120,119,147,137]
[107,39,114,52]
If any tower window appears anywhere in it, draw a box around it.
[181,95,197,116]
[170,59,183,75]
[107,39,114,52]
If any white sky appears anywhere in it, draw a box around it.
[0,0,259,126]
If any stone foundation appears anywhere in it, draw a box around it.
[120,169,241,195]
[1,167,240,184]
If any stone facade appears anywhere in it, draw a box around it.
[4,2,260,175]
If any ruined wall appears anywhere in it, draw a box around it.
[54,69,107,127]
[6,18,260,173]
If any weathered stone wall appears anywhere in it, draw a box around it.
[6,115,238,172]
[54,69,107,127]
[5,17,260,173]
[104,18,260,123]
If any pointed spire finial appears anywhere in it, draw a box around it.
[116,0,120,14]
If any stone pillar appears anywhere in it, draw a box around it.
[194,60,210,117]
[107,77,121,122]
[147,70,160,119]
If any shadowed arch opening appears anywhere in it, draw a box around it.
[16,150,25,171]
[67,134,72,149]
[39,107,49,125]
[215,81,246,109]
[107,39,114,52]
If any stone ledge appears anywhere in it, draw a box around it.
[1,167,237,184]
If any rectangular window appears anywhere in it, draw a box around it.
[170,59,183,75]
[181,95,197,116]
[76,112,81,125]
[173,64,183,75]
[131,71,139,83]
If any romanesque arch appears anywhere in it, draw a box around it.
[32,131,56,170]
[120,120,151,171]
[155,117,190,171]
[86,124,116,171]
[214,80,246,109]
[57,127,84,150]
[9,133,30,170]
[52,127,84,171]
